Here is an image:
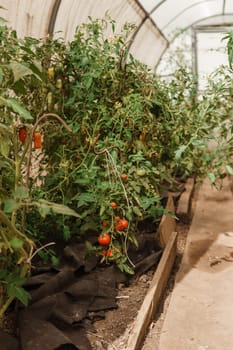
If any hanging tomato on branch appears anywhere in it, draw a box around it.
[18,126,27,143]
[33,132,42,149]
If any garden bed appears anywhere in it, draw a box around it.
[87,178,195,350]
[0,179,194,350]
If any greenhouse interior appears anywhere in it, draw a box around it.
[1,1,233,350]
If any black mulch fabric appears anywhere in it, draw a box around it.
[2,230,162,350]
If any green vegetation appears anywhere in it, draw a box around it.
[0,15,233,320]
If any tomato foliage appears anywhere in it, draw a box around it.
[1,15,233,319]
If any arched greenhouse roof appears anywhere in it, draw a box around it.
[0,0,233,69]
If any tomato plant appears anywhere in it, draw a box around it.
[0,13,233,321]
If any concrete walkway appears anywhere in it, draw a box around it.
[158,176,233,350]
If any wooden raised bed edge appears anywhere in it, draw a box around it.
[176,177,195,223]
[126,194,177,350]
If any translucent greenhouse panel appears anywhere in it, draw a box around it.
[138,0,162,13]
[156,29,192,76]
[196,31,228,91]
[0,0,56,38]
[196,15,233,27]
[53,0,144,41]
[151,0,223,39]
[130,18,168,69]
[225,0,233,13]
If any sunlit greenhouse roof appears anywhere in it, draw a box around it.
[0,0,233,69]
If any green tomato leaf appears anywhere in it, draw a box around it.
[14,186,29,199]
[9,61,35,83]
[33,199,81,218]
[132,206,143,217]
[208,172,216,184]
[0,67,3,86]
[226,165,233,175]
[175,145,187,161]
[0,135,10,157]
[51,255,59,266]
[4,199,19,213]
[14,286,30,306]
[1,97,33,120]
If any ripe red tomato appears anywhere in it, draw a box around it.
[98,233,111,246]
[33,132,42,149]
[111,202,117,209]
[121,219,129,229]
[102,249,113,257]
[18,127,27,143]
[115,222,124,231]
[121,174,128,181]
[102,220,108,227]
[106,249,113,257]
[115,216,121,222]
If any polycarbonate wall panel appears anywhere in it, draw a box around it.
[130,18,168,69]
[0,0,56,38]
[225,0,233,13]
[197,31,228,91]
[0,0,232,69]
[196,15,233,27]
[151,0,224,39]
[53,0,144,41]
[139,0,162,13]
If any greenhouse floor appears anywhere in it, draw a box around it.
[158,176,233,350]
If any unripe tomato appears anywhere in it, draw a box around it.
[56,78,62,89]
[111,202,117,209]
[121,174,128,181]
[48,67,54,80]
[47,92,53,111]
[136,168,146,177]
[18,127,27,143]
[98,233,111,246]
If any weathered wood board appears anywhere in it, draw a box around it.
[158,194,176,247]
[176,177,195,223]
[126,231,177,350]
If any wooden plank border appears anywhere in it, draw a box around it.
[176,177,195,223]
[126,231,177,350]
[158,193,176,247]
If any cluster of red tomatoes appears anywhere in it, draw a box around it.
[97,198,129,260]
[97,216,129,246]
